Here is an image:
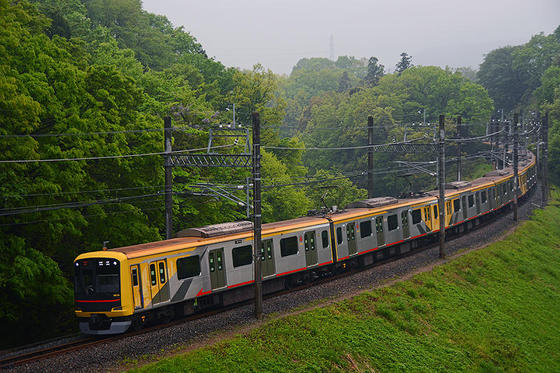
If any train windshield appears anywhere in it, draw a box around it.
[74,258,120,299]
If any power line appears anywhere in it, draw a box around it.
[0,206,163,227]
[0,193,163,216]
[0,126,206,139]
[0,144,235,164]
[2,184,167,199]
[263,138,425,151]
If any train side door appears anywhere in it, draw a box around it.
[209,248,226,289]
[261,239,276,277]
[401,210,410,239]
[376,216,385,246]
[461,196,467,220]
[423,206,432,230]
[476,192,481,214]
[130,265,143,309]
[432,205,439,231]
[304,231,318,266]
[346,223,357,255]
[149,260,169,305]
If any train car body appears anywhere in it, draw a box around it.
[74,154,537,334]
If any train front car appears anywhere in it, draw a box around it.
[74,251,134,334]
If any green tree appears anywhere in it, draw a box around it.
[338,71,352,92]
[363,57,384,87]
[395,52,413,74]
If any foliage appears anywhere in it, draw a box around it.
[128,191,560,373]
[537,66,560,185]
[298,66,493,195]
[395,52,413,74]
[363,56,384,87]
[260,150,310,222]
[478,26,560,114]
[305,170,367,210]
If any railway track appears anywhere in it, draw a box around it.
[1,188,535,370]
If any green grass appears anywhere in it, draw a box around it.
[127,191,560,372]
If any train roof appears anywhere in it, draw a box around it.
[108,215,330,259]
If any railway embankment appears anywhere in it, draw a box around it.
[127,190,560,372]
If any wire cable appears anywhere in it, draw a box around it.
[0,144,235,164]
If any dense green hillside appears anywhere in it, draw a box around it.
[128,191,560,372]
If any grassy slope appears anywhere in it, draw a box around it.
[129,193,560,372]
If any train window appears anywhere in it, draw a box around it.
[280,236,298,257]
[481,191,487,203]
[233,245,253,267]
[453,198,460,211]
[159,262,166,284]
[263,240,273,260]
[304,231,316,251]
[360,220,372,238]
[401,210,409,227]
[150,264,156,286]
[387,214,398,231]
[321,230,329,248]
[177,256,200,280]
[375,216,384,232]
[411,209,421,224]
[433,205,438,217]
[336,227,343,245]
[131,268,138,287]
[468,195,474,207]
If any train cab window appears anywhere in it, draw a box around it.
[453,198,460,211]
[387,214,398,231]
[481,191,487,203]
[158,262,166,284]
[411,209,421,224]
[468,195,474,208]
[321,230,329,248]
[336,227,343,245]
[360,220,372,238]
[177,256,201,280]
[150,264,157,286]
[232,245,253,267]
[280,236,298,257]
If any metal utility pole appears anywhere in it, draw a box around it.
[456,116,462,181]
[164,116,173,239]
[502,120,508,169]
[438,115,446,259]
[252,112,263,320]
[513,114,519,222]
[367,115,374,198]
[490,117,495,169]
[543,112,549,203]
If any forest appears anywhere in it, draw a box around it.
[0,0,559,347]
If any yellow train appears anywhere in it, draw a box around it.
[74,154,536,334]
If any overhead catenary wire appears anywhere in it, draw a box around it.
[0,144,235,164]
[0,126,206,139]
[263,137,425,151]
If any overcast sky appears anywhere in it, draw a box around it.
[141,0,559,75]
